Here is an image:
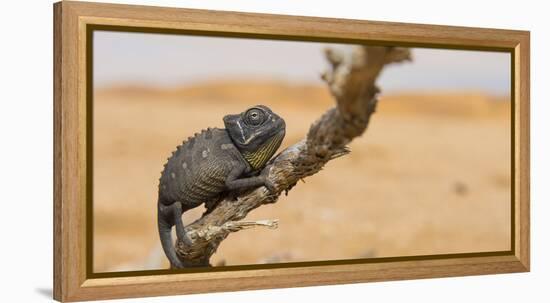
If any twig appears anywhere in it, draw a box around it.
[174,46,412,267]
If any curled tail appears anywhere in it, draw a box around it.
[157,203,184,269]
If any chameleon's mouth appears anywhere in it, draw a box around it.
[244,119,285,145]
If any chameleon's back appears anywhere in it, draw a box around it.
[158,128,238,209]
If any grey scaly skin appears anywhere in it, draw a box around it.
[157,105,286,268]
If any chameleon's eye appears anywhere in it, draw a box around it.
[244,108,265,126]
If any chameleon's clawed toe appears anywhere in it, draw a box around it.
[264,178,277,193]
[177,230,192,246]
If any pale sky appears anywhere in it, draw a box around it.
[94,30,510,95]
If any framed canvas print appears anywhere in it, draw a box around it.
[53,1,530,301]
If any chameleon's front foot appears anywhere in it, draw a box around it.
[263,177,276,193]
[261,166,277,194]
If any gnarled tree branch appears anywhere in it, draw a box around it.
[175,46,412,267]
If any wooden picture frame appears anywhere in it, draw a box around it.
[53,1,530,301]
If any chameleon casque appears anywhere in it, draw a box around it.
[157,105,286,268]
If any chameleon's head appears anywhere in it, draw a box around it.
[223,105,286,164]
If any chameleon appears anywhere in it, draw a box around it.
[157,105,286,268]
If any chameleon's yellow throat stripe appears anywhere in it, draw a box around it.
[243,131,284,171]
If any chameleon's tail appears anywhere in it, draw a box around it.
[157,207,184,269]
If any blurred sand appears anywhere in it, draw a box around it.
[93,80,511,272]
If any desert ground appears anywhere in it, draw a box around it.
[93,80,511,272]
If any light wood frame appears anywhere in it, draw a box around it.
[53,1,530,301]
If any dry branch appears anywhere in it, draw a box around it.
[175,46,412,267]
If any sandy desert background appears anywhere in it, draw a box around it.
[93,79,511,272]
